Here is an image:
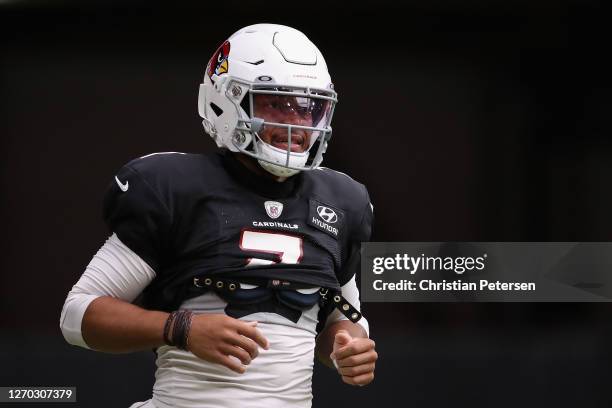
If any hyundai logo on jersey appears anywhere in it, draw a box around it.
[308,199,344,239]
[316,206,337,223]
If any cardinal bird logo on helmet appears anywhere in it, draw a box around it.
[207,40,231,80]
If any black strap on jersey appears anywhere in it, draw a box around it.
[315,287,362,334]
[192,275,361,332]
[317,288,362,322]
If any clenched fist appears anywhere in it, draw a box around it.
[330,330,377,386]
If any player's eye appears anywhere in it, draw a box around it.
[282,100,294,113]
[295,105,309,116]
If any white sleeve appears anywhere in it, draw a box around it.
[59,233,156,349]
[324,275,370,337]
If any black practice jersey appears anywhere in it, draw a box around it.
[103,151,373,312]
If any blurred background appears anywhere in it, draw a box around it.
[1,0,611,406]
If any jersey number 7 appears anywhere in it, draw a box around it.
[239,229,304,266]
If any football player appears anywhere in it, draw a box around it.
[60,24,377,408]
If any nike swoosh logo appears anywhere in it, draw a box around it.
[115,176,129,192]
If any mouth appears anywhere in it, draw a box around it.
[270,132,306,152]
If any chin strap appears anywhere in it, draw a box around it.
[258,159,301,177]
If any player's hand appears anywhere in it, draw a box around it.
[187,314,269,374]
[330,330,377,386]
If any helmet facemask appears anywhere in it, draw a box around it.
[232,83,337,177]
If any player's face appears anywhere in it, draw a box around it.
[253,94,322,153]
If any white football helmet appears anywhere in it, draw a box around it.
[198,24,337,177]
